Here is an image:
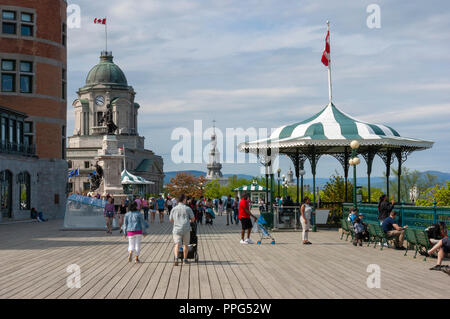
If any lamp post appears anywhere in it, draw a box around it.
[277,168,281,198]
[281,175,286,199]
[299,168,305,203]
[349,140,361,209]
[282,178,288,199]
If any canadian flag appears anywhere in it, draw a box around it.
[321,30,330,67]
[94,18,106,25]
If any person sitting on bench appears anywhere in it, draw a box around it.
[428,236,450,271]
[426,222,447,245]
[381,210,408,250]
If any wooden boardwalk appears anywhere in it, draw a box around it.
[0,214,449,299]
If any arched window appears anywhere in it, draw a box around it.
[18,171,30,210]
[0,170,13,218]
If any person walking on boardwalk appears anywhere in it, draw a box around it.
[166,196,173,214]
[104,196,115,234]
[149,197,156,223]
[224,194,234,225]
[233,195,240,225]
[169,194,195,266]
[142,197,149,221]
[300,197,313,245]
[122,201,148,263]
[156,195,165,223]
[118,199,127,234]
[239,193,257,244]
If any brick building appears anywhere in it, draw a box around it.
[0,0,67,222]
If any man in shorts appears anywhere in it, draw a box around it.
[239,193,257,244]
[169,194,195,265]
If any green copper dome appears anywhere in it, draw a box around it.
[85,51,128,86]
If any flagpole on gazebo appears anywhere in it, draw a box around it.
[327,20,332,104]
[122,144,126,170]
[105,16,108,52]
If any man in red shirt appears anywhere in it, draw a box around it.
[238,193,258,244]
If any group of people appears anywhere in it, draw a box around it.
[346,194,449,272]
[102,194,176,234]
[117,192,263,265]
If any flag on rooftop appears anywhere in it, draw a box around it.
[94,18,106,25]
[321,30,330,67]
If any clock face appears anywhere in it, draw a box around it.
[95,95,105,106]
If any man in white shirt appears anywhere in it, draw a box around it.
[169,194,195,265]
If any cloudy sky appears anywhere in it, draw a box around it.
[67,0,450,178]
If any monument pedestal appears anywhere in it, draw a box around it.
[96,135,127,202]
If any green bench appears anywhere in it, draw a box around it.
[405,228,433,261]
[340,218,354,241]
[366,223,395,250]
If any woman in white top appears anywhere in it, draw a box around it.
[300,197,313,245]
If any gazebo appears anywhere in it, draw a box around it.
[238,101,434,206]
[234,181,268,203]
[121,169,154,195]
[239,22,434,209]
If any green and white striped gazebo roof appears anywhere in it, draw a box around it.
[233,182,267,192]
[240,103,433,152]
[121,169,154,185]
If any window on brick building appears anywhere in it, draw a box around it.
[62,68,66,99]
[1,59,16,92]
[2,10,16,35]
[19,12,34,37]
[62,22,67,46]
[84,161,90,169]
[19,61,33,93]
[62,125,66,159]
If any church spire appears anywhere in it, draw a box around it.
[206,120,223,180]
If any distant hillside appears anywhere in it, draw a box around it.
[164,170,450,188]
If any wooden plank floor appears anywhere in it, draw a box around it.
[0,214,449,299]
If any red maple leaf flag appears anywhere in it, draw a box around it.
[321,30,330,67]
[94,18,106,25]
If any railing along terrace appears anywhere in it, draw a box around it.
[343,203,450,230]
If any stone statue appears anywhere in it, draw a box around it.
[100,104,118,135]
[89,162,104,192]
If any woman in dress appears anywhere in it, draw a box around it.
[300,197,313,245]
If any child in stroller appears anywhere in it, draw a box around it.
[205,207,216,225]
[176,222,199,263]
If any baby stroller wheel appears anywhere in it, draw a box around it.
[257,241,261,245]
[271,240,275,245]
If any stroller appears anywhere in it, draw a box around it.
[205,208,215,225]
[256,215,275,245]
[176,222,199,263]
